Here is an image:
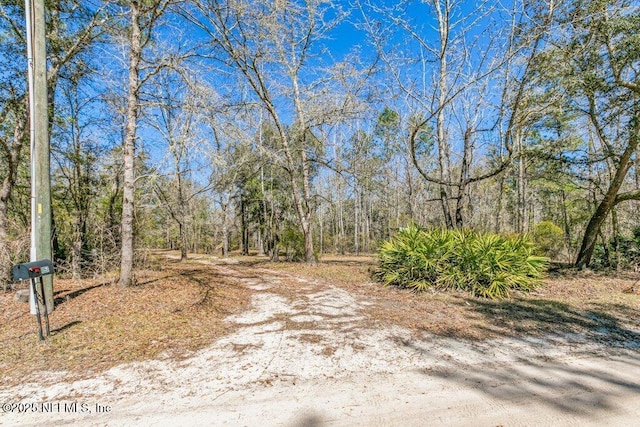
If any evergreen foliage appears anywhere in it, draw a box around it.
[591,227,640,270]
[377,225,549,299]
[532,221,565,259]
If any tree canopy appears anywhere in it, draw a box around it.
[1,0,639,285]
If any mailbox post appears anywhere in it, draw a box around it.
[12,260,54,341]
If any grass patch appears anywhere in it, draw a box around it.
[261,255,375,286]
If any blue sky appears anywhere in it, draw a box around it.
[58,0,522,185]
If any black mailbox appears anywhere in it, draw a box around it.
[12,259,55,341]
[12,260,55,281]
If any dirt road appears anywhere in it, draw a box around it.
[2,262,640,426]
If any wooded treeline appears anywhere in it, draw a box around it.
[1,0,638,286]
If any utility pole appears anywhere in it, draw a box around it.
[26,0,53,314]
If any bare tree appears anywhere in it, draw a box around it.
[52,67,102,279]
[359,0,551,229]
[116,0,173,286]
[0,0,104,286]
[146,70,219,261]
[532,0,640,268]
[183,0,362,263]
[0,97,28,288]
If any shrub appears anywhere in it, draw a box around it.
[377,226,454,292]
[281,226,306,261]
[532,221,565,259]
[591,227,640,270]
[376,225,548,299]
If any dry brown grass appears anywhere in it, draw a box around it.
[0,260,250,386]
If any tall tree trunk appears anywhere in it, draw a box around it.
[0,208,10,291]
[298,139,316,263]
[365,196,371,253]
[455,128,473,228]
[257,228,265,256]
[575,119,639,268]
[175,154,188,261]
[71,215,84,279]
[406,160,414,222]
[240,195,249,255]
[354,186,359,256]
[338,183,345,254]
[271,206,279,262]
[332,205,338,254]
[319,208,324,256]
[516,131,526,234]
[301,217,313,262]
[561,189,572,259]
[221,196,229,257]
[493,171,506,233]
[119,3,142,287]
[611,207,620,271]
[259,166,267,256]
[0,105,26,289]
[0,183,13,290]
[179,221,187,261]
[435,0,454,229]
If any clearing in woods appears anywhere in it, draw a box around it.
[1,252,640,426]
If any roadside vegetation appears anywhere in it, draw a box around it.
[376,225,548,299]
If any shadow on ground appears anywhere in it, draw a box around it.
[287,413,324,427]
[461,297,640,349]
[391,294,640,419]
[53,282,111,306]
[51,320,82,334]
[423,350,640,417]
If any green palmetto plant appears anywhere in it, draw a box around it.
[376,225,549,299]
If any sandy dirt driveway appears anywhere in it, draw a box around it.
[2,261,640,426]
